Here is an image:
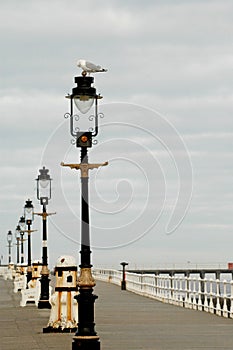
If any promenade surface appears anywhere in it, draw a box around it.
[1,277,233,350]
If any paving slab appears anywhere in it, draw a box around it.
[95,280,233,350]
[1,277,233,349]
[0,278,72,350]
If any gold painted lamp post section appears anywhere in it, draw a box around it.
[61,161,108,176]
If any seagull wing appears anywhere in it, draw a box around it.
[85,61,101,71]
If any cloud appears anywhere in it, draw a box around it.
[0,0,233,267]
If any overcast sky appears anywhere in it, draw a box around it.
[1,0,233,269]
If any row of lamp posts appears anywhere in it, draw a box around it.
[4,63,129,350]
[6,167,52,308]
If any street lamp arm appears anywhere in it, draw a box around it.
[61,161,108,178]
[20,229,37,234]
[34,212,56,218]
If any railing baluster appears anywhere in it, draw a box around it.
[209,278,214,314]
[222,280,228,318]
[216,279,221,316]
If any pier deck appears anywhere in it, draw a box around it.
[1,277,233,349]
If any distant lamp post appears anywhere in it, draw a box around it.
[15,225,21,264]
[62,64,108,350]
[35,166,54,309]
[19,216,26,264]
[120,262,128,290]
[7,230,13,264]
[24,199,34,284]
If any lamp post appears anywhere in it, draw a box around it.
[35,166,54,309]
[62,65,107,350]
[19,216,26,264]
[24,199,34,284]
[7,230,13,264]
[120,262,128,290]
[15,225,21,264]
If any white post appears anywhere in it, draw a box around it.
[222,280,229,318]
[204,278,209,312]
[209,278,214,314]
[230,281,233,318]
[192,277,197,310]
[197,277,203,311]
[215,279,221,316]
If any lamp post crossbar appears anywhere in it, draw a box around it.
[61,161,108,177]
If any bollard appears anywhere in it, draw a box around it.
[43,255,78,333]
[4,262,15,280]
[30,260,43,287]
[120,262,128,290]
[14,264,27,293]
[20,260,45,306]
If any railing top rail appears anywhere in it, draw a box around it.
[127,269,233,275]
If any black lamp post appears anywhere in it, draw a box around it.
[19,216,26,264]
[62,66,107,350]
[24,199,34,284]
[35,166,54,309]
[120,262,128,290]
[15,225,21,264]
[7,230,13,264]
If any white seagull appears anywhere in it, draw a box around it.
[77,59,108,74]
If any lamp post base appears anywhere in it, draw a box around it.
[26,270,32,286]
[38,299,51,309]
[72,268,101,350]
[121,281,126,290]
[38,270,51,309]
[44,326,77,333]
[72,336,100,350]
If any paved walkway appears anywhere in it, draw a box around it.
[1,277,233,349]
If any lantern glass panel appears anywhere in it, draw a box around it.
[38,179,51,199]
[7,231,12,243]
[24,201,34,222]
[15,226,21,239]
[74,96,94,114]
[19,217,26,231]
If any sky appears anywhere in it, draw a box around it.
[1,0,233,269]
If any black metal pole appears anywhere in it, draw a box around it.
[16,238,20,264]
[20,233,24,264]
[27,223,32,284]
[38,204,51,309]
[72,147,100,350]
[8,244,11,264]
[80,148,91,267]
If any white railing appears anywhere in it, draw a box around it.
[93,269,233,319]
[93,268,122,286]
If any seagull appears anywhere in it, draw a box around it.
[77,59,108,74]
